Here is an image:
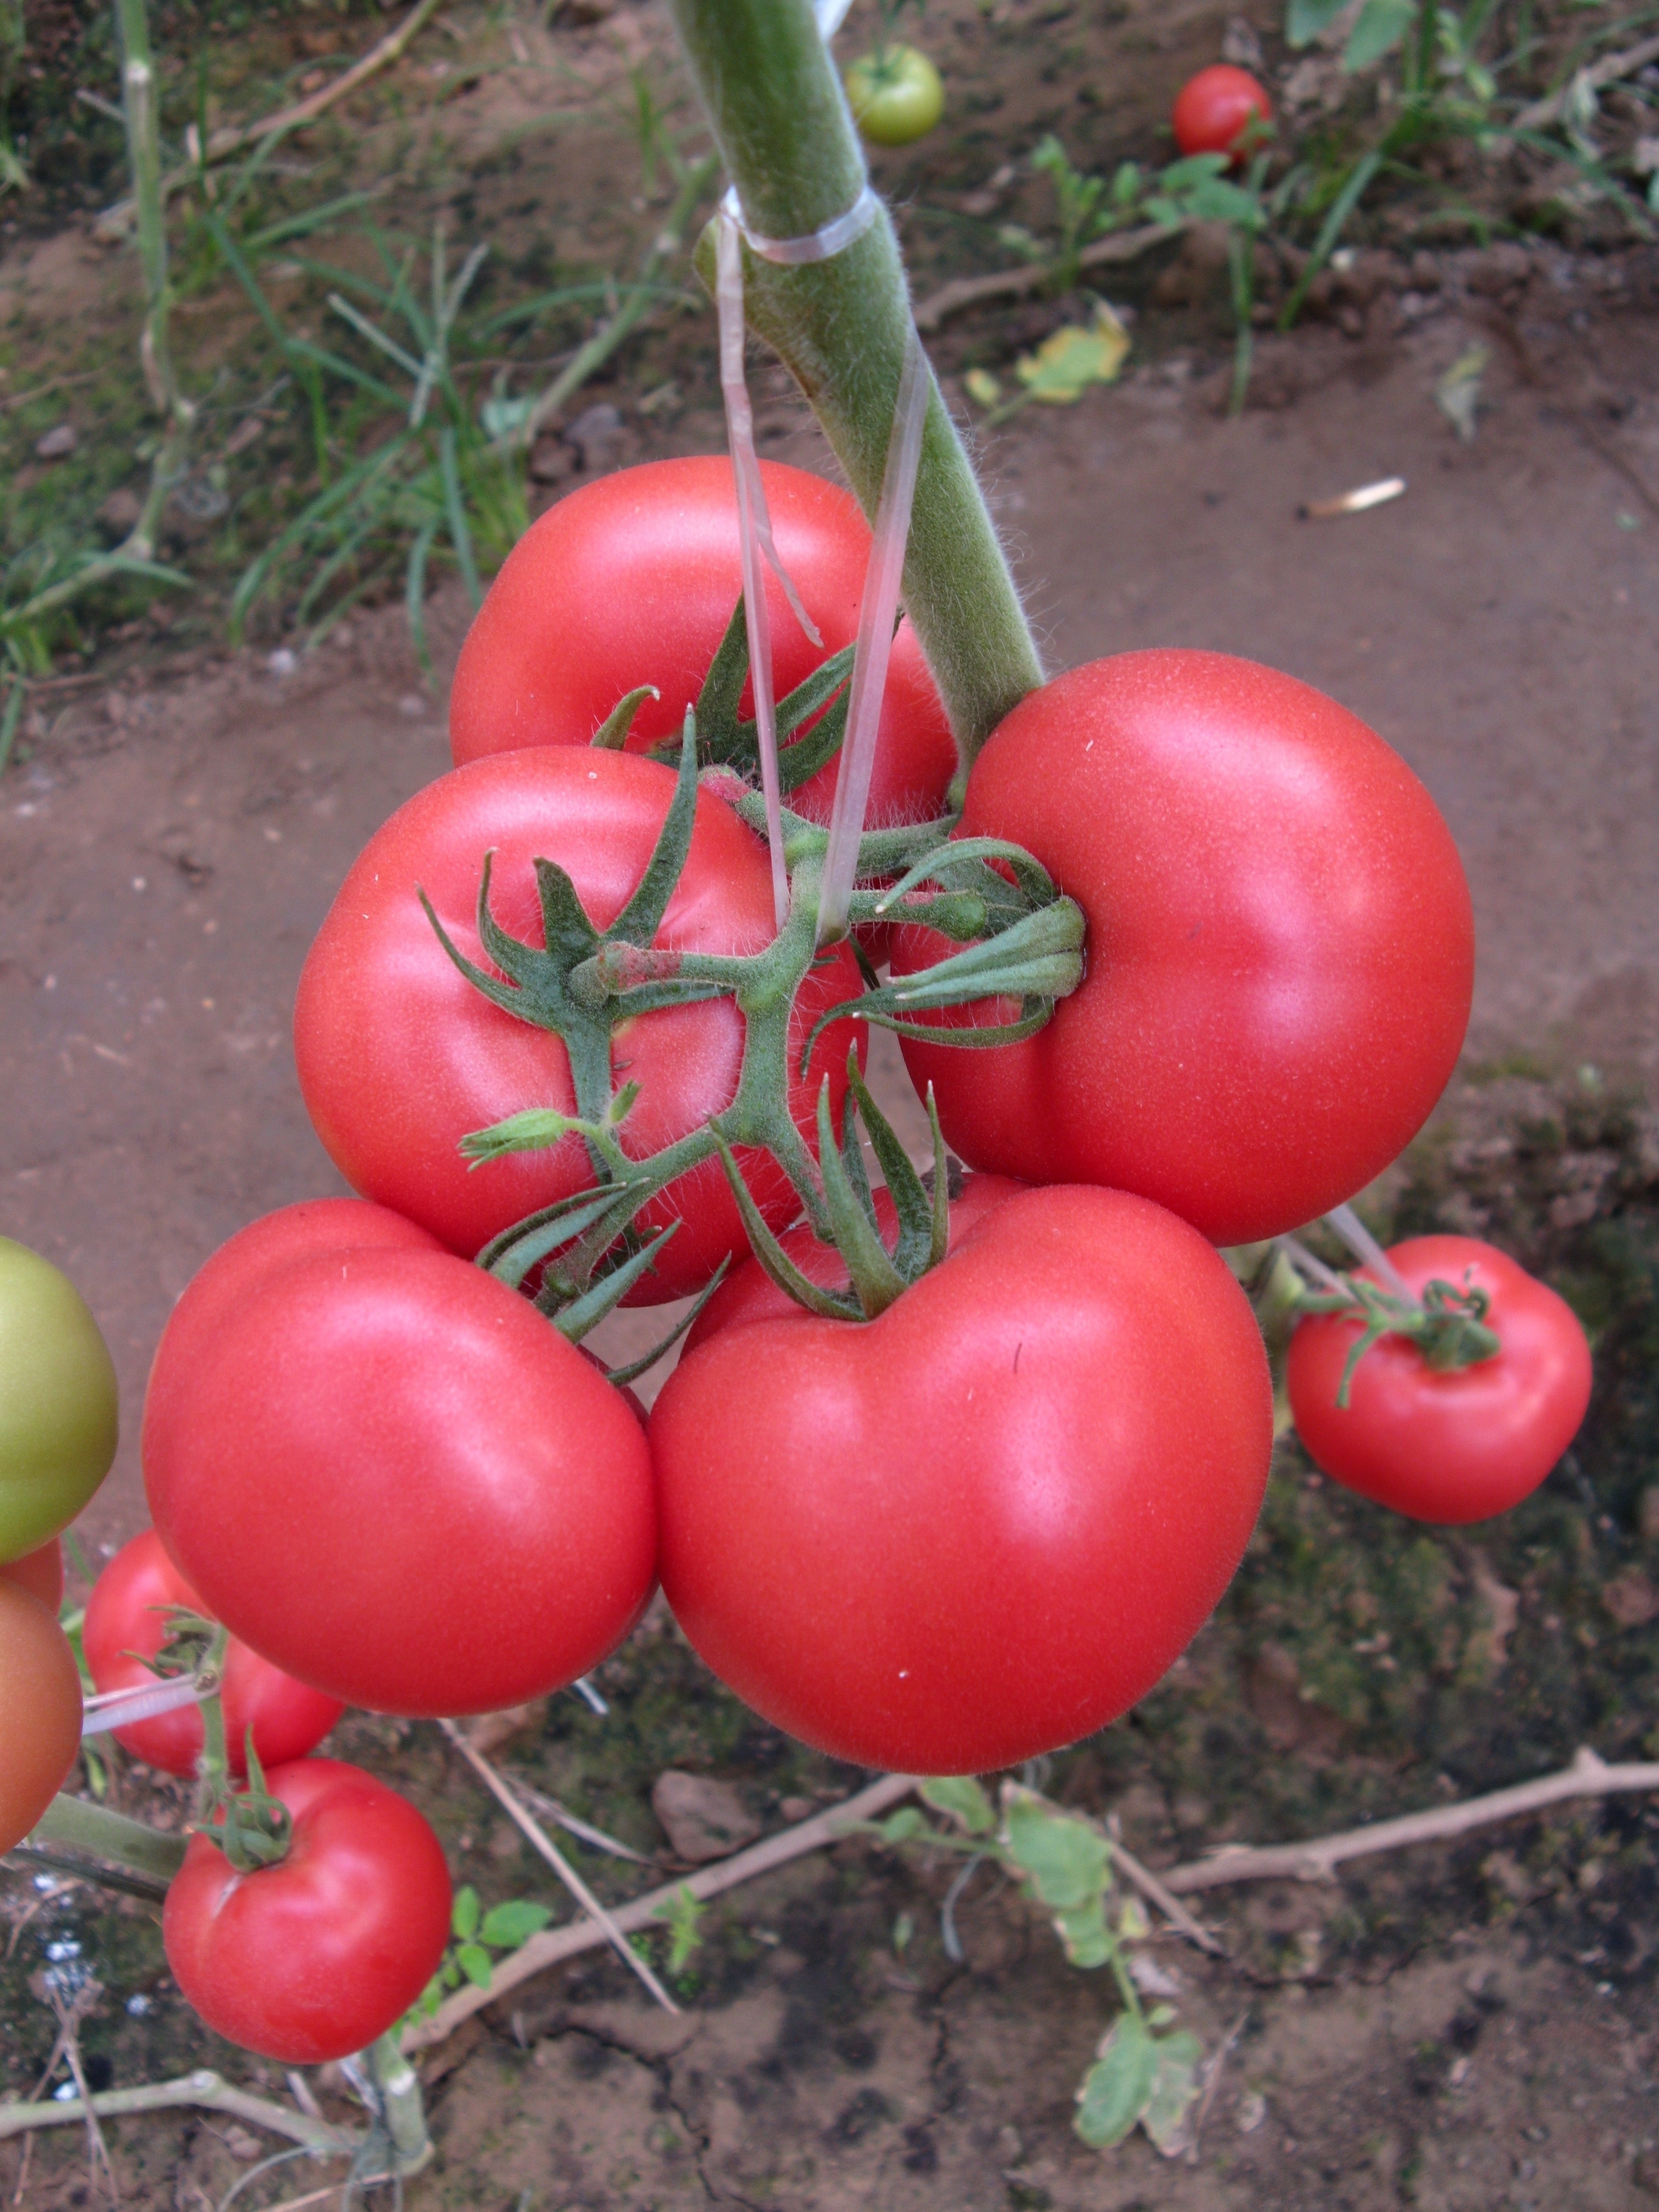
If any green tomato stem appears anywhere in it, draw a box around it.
[667,0,1042,766]
[30,1793,187,1882]
[365,2031,431,2172]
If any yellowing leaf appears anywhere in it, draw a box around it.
[964,367,1003,408]
[1015,303,1131,404]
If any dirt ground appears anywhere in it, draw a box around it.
[3,0,1659,2205]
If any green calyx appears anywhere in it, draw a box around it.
[201,1734,293,1876]
[711,1049,951,1322]
[1288,1262,1503,1407]
[432,622,1083,1360]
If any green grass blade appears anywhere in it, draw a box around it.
[439,426,482,609]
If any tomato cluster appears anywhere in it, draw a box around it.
[3,453,1594,2078]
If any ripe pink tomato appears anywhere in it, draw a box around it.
[652,1185,1272,1773]
[682,1170,1028,1352]
[1173,64,1272,162]
[84,1529,343,1779]
[0,1539,64,1612]
[1287,1236,1593,1524]
[447,458,958,826]
[893,651,1474,1245]
[294,749,865,1300]
[144,1236,656,1716]
[164,1758,451,2064]
[0,1582,82,1854]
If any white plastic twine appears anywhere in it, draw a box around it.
[1324,1202,1414,1300]
[716,0,929,937]
[81,1672,211,1739]
[815,327,928,945]
[715,212,816,929]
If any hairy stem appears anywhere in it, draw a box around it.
[667,0,1042,766]
[30,1795,188,1882]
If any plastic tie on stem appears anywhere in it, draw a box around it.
[81,1673,212,1739]
[817,324,929,946]
[714,158,880,930]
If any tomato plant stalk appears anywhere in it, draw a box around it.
[667,0,1042,768]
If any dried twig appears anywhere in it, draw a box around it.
[1100,1815,1224,1957]
[201,0,451,161]
[1514,32,1659,131]
[499,1775,653,1865]
[913,222,1174,333]
[0,2070,351,2153]
[437,1719,681,2015]
[404,1772,917,2051]
[93,0,451,237]
[1161,1746,1659,1893]
[1187,2009,1250,2164]
[45,1981,117,2203]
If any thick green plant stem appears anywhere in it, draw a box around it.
[31,1794,188,1882]
[366,2032,431,2172]
[668,0,1042,767]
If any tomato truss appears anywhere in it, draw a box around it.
[425,612,1084,1349]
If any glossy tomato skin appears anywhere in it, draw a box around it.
[1287,1237,1593,1524]
[163,1757,451,2064]
[1172,64,1271,162]
[0,1540,64,1611]
[653,1185,1272,1773]
[144,1243,656,1716]
[894,652,1474,1245]
[0,1582,82,1853]
[84,1530,343,1778]
[682,1171,1028,1352]
[0,1238,119,1563]
[448,458,958,827]
[295,748,865,1302]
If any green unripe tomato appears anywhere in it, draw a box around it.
[844,44,944,148]
[0,1238,118,1562]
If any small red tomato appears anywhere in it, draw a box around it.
[163,1757,451,2064]
[1286,1237,1593,1524]
[84,1530,343,1780]
[448,458,958,829]
[1173,64,1272,163]
[0,1582,82,1854]
[0,1538,64,1612]
[653,1185,1271,1773]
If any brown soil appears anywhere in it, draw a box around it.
[3,1,1659,2204]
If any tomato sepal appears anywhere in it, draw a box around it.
[592,684,661,750]
[198,1733,295,1875]
[1282,1240,1503,1406]
[713,1049,951,1323]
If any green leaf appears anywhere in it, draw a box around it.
[1014,302,1130,404]
[457,1942,495,1989]
[878,1807,928,1843]
[1343,0,1415,72]
[920,1777,997,1837]
[1285,0,1350,46]
[1051,1899,1113,1970]
[650,1883,707,1974]
[481,1900,554,1949]
[1003,1798,1112,1911]
[452,1885,481,1940]
[1141,2031,1206,2156]
[1074,2015,1156,2147]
